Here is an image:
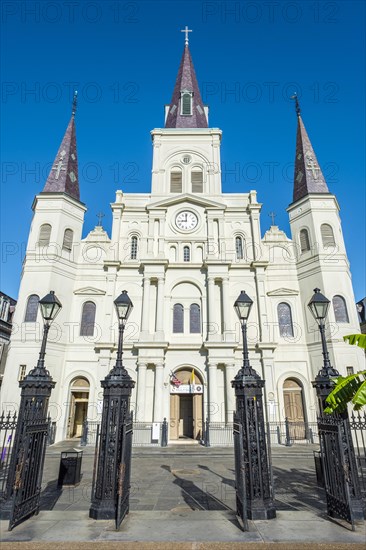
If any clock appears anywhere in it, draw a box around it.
[175,211,198,231]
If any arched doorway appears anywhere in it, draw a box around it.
[67,377,90,438]
[283,378,306,439]
[170,369,203,441]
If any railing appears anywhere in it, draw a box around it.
[0,411,17,499]
[349,410,366,506]
[203,419,319,447]
[81,420,167,447]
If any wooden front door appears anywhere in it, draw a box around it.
[283,378,305,439]
[179,395,193,438]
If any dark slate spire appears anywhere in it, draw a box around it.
[292,97,329,202]
[165,39,208,129]
[42,91,80,201]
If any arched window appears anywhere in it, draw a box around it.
[190,304,201,333]
[130,236,138,260]
[173,304,184,333]
[38,224,51,246]
[321,224,335,248]
[235,236,244,260]
[191,169,203,193]
[277,302,294,337]
[299,229,310,253]
[183,246,190,262]
[170,169,182,193]
[24,294,39,322]
[332,295,349,323]
[80,301,96,336]
[181,91,192,115]
[62,228,73,251]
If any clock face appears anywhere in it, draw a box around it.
[175,211,198,231]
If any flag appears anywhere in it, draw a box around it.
[170,372,181,386]
[190,369,195,385]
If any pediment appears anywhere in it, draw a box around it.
[147,193,225,211]
[267,288,299,297]
[74,287,106,296]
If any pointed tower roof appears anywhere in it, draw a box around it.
[42,92,80,201]
[292,97,329,203]
[165,36,208,129]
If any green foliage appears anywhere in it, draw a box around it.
[343,333,366,349]
[324,370,366,414]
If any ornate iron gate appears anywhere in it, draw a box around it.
[233,417,249,531]
[116,412,133,529]
[8,417,50,531]
[318,414,363,529]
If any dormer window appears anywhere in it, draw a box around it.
[181,91,193,115]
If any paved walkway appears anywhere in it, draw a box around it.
[0,442,365,545]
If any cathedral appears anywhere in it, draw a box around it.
[2,37,364,444]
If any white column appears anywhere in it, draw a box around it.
[207,276,216,339]
[136,361,147,421]
[155,276,165,336]
[222,277,231,335]
[225,363,236,423]
[208,362,218,420]
[141,275,150,333]
[153,362,164,421]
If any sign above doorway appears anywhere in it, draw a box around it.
[170,384,203,394]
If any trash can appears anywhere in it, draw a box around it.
[58,448,83,487]
[313,450,324,487]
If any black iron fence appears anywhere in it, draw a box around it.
[349,410,366,506]
[81,420,167,447]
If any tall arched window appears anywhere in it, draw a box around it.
[130,236,138,260]
[321,224,335,248]
[191,169,203,193]
[299,229,310,253]
[38,224,51,246]
[277,302,294,337]
[173,304,184,333]
[80,301,96,336]
[62,228,74,251]
[332,295,349,323]
[24,294,39,322]
[181,91,192,115]
[170,168,182,193]
[183,246,190,262]
[190,303,201,333]
[235,236,244,260]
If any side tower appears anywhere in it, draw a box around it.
[287,100,364,379]
[2,94,87,407]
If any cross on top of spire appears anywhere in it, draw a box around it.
[181,26,192,46]
[291,93,301,117]
[72,90,78,117]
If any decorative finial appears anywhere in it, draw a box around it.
[268,211,276,226]
[181,26,192,46]
[96,211,105,226]
[72,90,78,117]
[290,93,301,116]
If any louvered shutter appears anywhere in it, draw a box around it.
[182,93,192,115]
[25,294,39,322]
[190,304,200,333]
[38,224,51,246]
[170,171,182,193]
[300,229,310,252]
[62,229,73,251]
[191,170,203,193]
[80,301,96,336]
[321,224,335,247]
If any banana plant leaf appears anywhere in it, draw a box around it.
[324,370,366,414]
[343,333,366,349]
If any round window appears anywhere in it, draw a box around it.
[182,155,192,165]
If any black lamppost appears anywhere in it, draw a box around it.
[7,291,61,529]
[308,288,339,411]
[232,291,276,522]
[90,290,135,525]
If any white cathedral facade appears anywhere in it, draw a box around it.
[2,41,364,444]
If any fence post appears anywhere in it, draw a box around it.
[309,427,314,444]
[161,418,168,447]
[204,417,210,447]
[80,419,88,447]
[285,417,292,447]
[276,425,281,444]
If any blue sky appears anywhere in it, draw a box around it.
[1,0,365,301]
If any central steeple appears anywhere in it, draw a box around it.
[165,30,208,129]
